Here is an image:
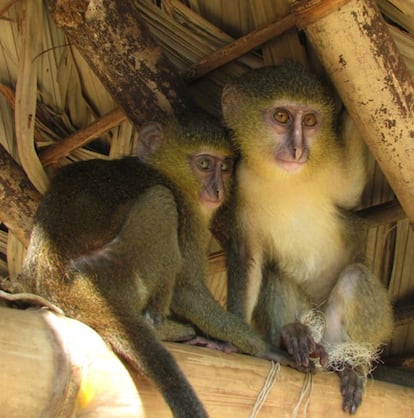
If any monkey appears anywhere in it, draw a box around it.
[215,62,394,414]
[19,112,299,418]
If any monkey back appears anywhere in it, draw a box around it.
[35,157,186,259]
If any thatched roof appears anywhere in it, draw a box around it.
[0,0,413,389]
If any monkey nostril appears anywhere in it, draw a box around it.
[294,147,303,160]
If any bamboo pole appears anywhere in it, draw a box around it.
[290,0,414,224]
[0,306,412,417]
[0,306,141,418]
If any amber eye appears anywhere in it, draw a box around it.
[273,108,290,124]
[303,113,317,127]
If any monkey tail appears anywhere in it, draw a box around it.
[100,316,208,418]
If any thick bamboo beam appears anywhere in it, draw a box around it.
[291,0,414,224]
[0,306,140,417]
[0,144,41,247]
[46,0,190,128]
[0,306,412,417]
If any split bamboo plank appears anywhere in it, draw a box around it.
[291,0,414,223]
[0,306,412,417]
[14,0,49,194]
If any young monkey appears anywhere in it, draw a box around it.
[216,63,394,414]
[20,112,296,418]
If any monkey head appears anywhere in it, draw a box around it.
[138,113,235,218]
[221,62,341,176]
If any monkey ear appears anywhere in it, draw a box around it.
[221,85,243,119]
[137,122,164,161]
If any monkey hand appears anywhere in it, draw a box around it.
[281,322,328,369]
[338,367,364,414]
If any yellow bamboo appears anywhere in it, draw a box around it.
[0,306,412,417]
[291,0,414,224]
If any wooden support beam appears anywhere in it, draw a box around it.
[291,0,414,224]
[0,144,41,247]
[46,0,191,129]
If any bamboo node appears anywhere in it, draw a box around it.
[0,290,64,315]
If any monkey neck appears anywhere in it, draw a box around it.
[237,160,354,302]
[237,159,315,197]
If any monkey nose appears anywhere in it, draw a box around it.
[293,147,303,160]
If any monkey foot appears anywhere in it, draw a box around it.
[338,368,365,414]
[184,336,238,353]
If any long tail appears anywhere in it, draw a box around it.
[97,315,208,418]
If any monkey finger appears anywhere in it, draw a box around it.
[310,343,329,368]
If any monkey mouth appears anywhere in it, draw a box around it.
[275,158,306,173]
[202,199,222,210]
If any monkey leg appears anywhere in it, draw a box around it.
[73,185,183,322]
[320,263,393,414]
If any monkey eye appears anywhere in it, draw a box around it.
[273,108,290,124]
[220,158,234,172]
[196,156,212,170]
[303,113,318,127]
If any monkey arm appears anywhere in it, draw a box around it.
[170,273,300,368]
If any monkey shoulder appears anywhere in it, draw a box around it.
[39,157,183,208]
[34,157,188,243]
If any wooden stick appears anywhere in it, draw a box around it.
[357,200,406,226]
[39,108,127,167]
[186,14,296,80]
[394,303,414,327]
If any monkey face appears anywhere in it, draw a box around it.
[191,152,234,210]
[264,102,323,172]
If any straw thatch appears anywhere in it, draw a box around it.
[0,0,413,403]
